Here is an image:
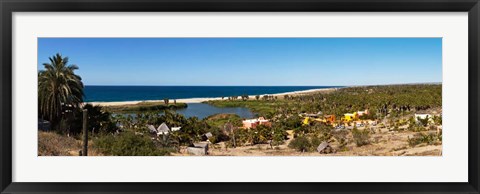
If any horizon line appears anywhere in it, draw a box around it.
[83,82,442,87]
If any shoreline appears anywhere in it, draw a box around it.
[86,87,340,107]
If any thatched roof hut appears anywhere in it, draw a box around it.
[147,125,157,133]
[157,123,170,135]
[317,141,335,154]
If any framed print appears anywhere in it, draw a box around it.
[1,0,479,193]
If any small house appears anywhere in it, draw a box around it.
[147,123,171,136]
[157,123,170,135]
[201,132,213,141]
[317,141,335,154]
[302,117,311,126]
[147,125,157,133]
[357,109,369,116]
[242,117,272,129]
[342,112,358,122]
[324,115,336,123]
[187,142,209,156]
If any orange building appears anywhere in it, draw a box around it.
[242,117,272,129]
[324,115,336,123]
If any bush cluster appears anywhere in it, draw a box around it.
[288,136,312,152]
[407,132,441,147]
[351,126,371,147]
[94,131,170,156]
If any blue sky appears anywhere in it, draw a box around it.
[38,38,442,86]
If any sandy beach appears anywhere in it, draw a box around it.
[86,87,339,107]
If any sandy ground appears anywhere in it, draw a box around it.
[172,129,442,156]
[86,87,338,107]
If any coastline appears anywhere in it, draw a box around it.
[86,87,340,107]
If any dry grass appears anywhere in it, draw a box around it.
[38,131,102,156]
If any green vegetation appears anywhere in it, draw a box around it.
[288,136,311,152]
[204,113,243,128]
[102,102,187,113]
[206,84,442,120]
[333,129,349,151]
[70,104,118,135]
[417,116,430,127]
[94,131,171,156]
[407,132,442,147]
[204,84,442,153]
[288,126,332,153]
[352,126,371,147]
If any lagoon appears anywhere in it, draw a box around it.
[121,103,255,120]
[175,103,254,119]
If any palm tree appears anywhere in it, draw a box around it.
[38,53,84,131]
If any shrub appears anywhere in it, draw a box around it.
[232,128,249,146]
[313,123,334,142]
[282,115,302,130]
[310,136,322,149]
[271,128,288,146]
[94,131,170,156]
[391,123,400,131]
[247,125,277,145]
[288,136,311,152]
[38,131,103,156]
[333,130,349,150]
[433,115,442,126]
[351,126,370,147]
[407,132,440,147]
[38,131,80,156]
[206,127,230,144]
[417,116,430,127]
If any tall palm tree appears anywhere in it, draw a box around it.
[38,53,84,130]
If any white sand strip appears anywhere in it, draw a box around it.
[86,87,340,107]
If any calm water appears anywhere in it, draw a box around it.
[122,103,254,119]
[84,86,338,102]
[173,103,254,119]
[87,86,338,119]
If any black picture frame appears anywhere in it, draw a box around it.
[1,0,479,193]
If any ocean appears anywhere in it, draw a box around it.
[84,86,338,102]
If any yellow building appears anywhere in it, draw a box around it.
[342,112,358,122]
[302,117,311,126]
[303,116,337,126]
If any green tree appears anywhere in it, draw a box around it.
[70,104,117,135]
[288,136,311,152]
[38,53,84,131]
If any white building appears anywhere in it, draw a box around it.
[414,113,433,122]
